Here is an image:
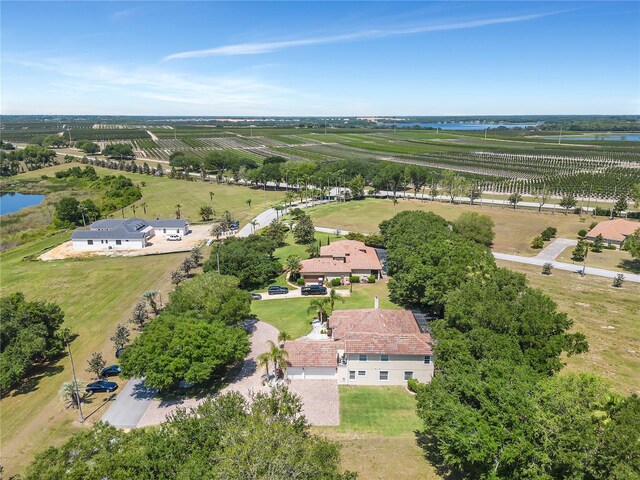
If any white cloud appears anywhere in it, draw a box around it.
[163,11,563,60]
[110,8,137,21]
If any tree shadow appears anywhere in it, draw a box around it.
[415,430,465,480]
[618,259,640,274]
[9,361,65,397]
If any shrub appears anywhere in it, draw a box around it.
[531,236,544,249]
[296,278,306,286]
[578,229,588,238]
[330,278,342,287]
[541,227,557,241]
[349,275,360,283]
[605,244,617,250]
[407,378,420,393]
[589,221,598,230]
[612,273,624,288]
[542,263,553,275]
[367,274,376,283]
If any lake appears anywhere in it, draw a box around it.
[545,134,640,142]
[0,192,46,216]
[378,122,541,130]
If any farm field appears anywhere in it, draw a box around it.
[0,234,185,476]
[304,197,590,255]
[315,386,440,480]
[495,260,640,395]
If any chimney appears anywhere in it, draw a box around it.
[374,295,379,309]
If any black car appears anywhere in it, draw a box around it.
[267,286,289,295]
[115,347,126,359]
[251,293,262,300]
[301,285,327,295]
[86,380,118,393]
[101,365,122,377]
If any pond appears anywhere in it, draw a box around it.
[545,134,640,142]
[0,192,46,216]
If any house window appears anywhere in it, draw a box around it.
[358,354,368,362]
[87,240,93,245]
[358,371,366,377]
[349,371,356,380]
[116,240,122,245]
[379,371,389,381]
[380,354,389,362]
[424,355,432,365]
[404,371,414,381]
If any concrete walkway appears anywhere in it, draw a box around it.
[254,288,350,300]
[101,377,156,429]
[534,238,578,261]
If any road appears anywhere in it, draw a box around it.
[100,377,156,429]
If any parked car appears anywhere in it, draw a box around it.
[267,286,289,295]
[86,380,118,393]
[230,221,240,230]
[301,285,328,295]
[251,293,262,300]
[101,365,122,377]
[166,234,182,241]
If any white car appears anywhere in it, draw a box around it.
[166,234,182,241]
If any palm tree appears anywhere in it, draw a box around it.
[267,340,289,378]
[277,331,291,347]
[257,351,271,378]
[284,255,302,281]
[392,196,399,213]
[245,198,252,211]
[141,202,148,216]
[284,191,296,207]
[210,192,215,207]
[131,204,137,217]
[307,297,331,324]
[249,219,259,234]
[60,380,85,409]
[274,204,285,220]
[175,204,182,219]
[328,288,344,311]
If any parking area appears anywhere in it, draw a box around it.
[288,379,340,426]
[254,288,350,300]
[40,225,211,260]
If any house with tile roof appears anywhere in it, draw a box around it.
[71,218,189,250]
[585,218,639,246]
[285,308,434,385]
[299,239,382,284]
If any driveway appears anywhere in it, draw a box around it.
[534,238,577,261]
[255,288,350,300]
[287,379,339,426]
[136,320,279,428]
[101,377,156,429]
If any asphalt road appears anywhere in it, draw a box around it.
[100,377,156,429]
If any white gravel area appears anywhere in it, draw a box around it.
[40,225,211,261]
[136,320,279,428]
[287,379,340,426]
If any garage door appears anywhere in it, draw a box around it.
[287,367,336,380]
[303,275,324,283]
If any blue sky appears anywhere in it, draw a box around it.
[1,1,638,116]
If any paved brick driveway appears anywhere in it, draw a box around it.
[287,379,340,426]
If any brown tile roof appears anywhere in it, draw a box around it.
[299,257,351,274]
[284,339,341,367]
[329,309,433,356]
[320,240,382,271]
[586,219,640,243]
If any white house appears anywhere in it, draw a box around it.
[285,308,434,385]
[299,240,383,284]
[71,218,189,251]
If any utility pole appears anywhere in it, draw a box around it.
[65,334,85,423]
[484,128,488,140]
[216,248,221,274]
[581,243,589,277]
[558,126,563,145]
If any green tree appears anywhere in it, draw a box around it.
[129,301,149,330]
[263,218,287,246]
[348,174,366,199]
[110,324,130,351]
[307,297,331,323]
[293,213,315,244]
[54,196,82,226]
[86,352,106,379]
[171,269,185,286]
[591,233,605,252]
[560,194,577,214]
[623,228,640,258]
[614,196,628,213]
[572,239,587,261]
[120,312,249,390]
[452,212,495,246]
[142,290,159,315]
[76,140,100,154]
[629,182,640,208]
[199,205,214,221]
[60,380,85,410]
[306,242,320,258]
[508,192,522,209]
[180,256,197,276]
[531,235,544,249]
[284,255,302,281]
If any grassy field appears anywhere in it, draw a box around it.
[315,386,440,480]
[0,232,186,475]
[556,246,640,274]
[251,280,399,338]
[11,162,285,227]
[496,260,640,395]
[305,198,590,255]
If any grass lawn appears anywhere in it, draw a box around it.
[11,162,285,227]
[0,233,185,476]
[314,386,440,480]
[273,231,341,264]
[251,280,399,339]
[304,198,590,255]
[496,260,640,395]
[556,246,640,274]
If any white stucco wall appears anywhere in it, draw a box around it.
[337,353,434,385]
[72,238,146,250]
[287,367,337,380]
